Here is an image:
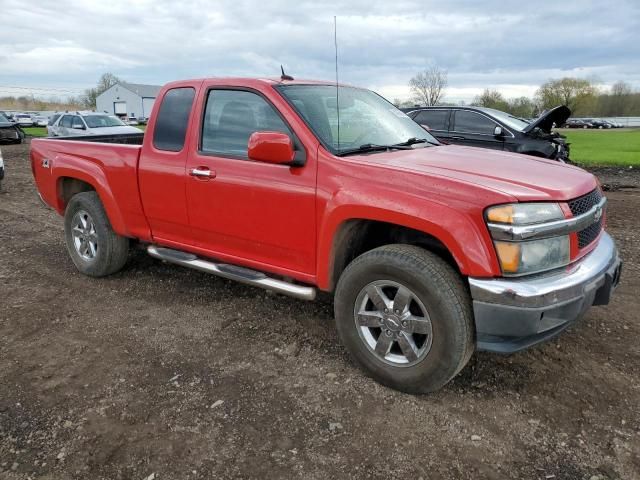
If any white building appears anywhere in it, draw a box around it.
[96,82,161,119]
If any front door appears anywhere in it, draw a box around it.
[450,110,505,150]
[186,88,317,276]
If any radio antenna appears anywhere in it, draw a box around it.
[334,16,341,150]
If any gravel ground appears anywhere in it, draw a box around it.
[1,141,638,480]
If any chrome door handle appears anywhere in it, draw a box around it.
[189,167,215,178]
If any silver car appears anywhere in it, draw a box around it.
[33,115,49,127]
[15,114,34,127]
[49,112,142,137]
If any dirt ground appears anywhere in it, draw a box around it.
[1,141,638,480]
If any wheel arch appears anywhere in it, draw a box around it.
[327,219,460,292]
[54,167,129,237]
[318,204,498,292]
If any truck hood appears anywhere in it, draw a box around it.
[364,145,596,202]
[522,105,571,134]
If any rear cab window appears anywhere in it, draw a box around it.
[153,87,196,152]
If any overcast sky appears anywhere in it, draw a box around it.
[1,0,639,103]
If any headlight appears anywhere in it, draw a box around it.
[486,203,564,225]
[486,203,570,276]
[493,236,570,275]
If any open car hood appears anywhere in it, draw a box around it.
[522,105,571,134]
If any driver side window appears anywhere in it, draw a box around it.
[201,90,292,158]
[453,111,497,135]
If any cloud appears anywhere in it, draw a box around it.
[1,0,639,102]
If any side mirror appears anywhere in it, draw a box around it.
[73,125,85,130]
[494,125,504,137]
[248,131,295,165]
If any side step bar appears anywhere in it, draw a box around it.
[147,246,316,301]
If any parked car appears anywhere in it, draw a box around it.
[126,116,139,125]
[31,77,621,393]
[583,118,612,129]
[46,113,63,136]
[0,113,23,144]
[564,119,593,129]
[406,105,571,162]
[48,112,142,137]
[14,113,34,127]
[33,114,49,127]
[136,116,148,125]
[0,111,15,122]
[0,147,4,190]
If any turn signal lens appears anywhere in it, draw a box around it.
[486,203,564,225]
[494,242,520,273]
[486,205,514,224]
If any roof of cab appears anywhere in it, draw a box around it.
[161,77,350,89]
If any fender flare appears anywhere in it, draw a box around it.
[53,162,130,237]
[316,202,498,290]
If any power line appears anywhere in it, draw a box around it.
[0,84,87,95]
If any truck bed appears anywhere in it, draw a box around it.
[30,135,150,241]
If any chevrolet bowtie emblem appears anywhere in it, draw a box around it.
[593,205,603,222]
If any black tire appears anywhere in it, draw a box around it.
[64,191,129,277]
[334,244,474,393]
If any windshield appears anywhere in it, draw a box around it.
[277,85,438,154]
[0,113,9,123]
[84,115,126,128]
[480,108,531,132]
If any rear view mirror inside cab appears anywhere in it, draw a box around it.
[324,95,355,109]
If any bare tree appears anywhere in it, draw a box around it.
[82,72,122,108]
[409,66,448,106]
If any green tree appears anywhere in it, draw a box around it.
[535,77,598,116]
[472,89,509,111]
[506,97,535,118]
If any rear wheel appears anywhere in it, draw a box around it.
[334,245,474,393]
[64,191,129,277]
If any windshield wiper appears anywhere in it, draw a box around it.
[393,137,439,147]
[336,143,414,157]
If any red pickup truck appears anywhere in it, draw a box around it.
[31,77,622,393]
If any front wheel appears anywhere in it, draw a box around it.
[64,191,129,277]
[334,245,474,393]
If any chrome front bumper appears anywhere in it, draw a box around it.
[469,232,621,353]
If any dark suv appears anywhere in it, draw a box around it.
[405,105,571,162]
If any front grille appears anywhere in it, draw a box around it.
[568,189,604,249]
[577,217,603,248]
[568,188,602,216]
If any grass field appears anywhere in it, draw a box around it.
[18,125,639,167]
[560,128,640,166]
[21,126,48,137]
